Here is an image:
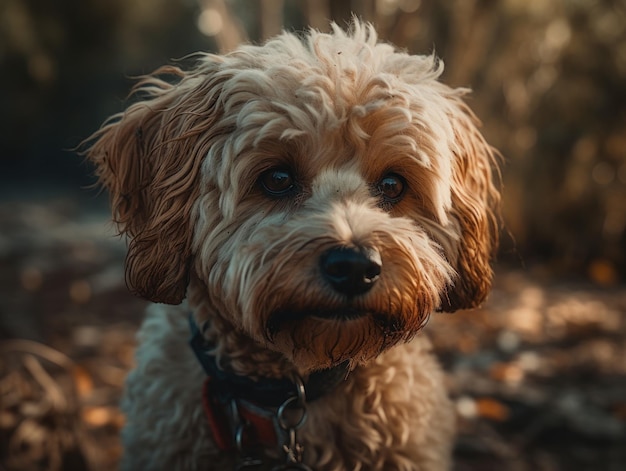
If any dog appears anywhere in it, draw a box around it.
[86,20,500,471]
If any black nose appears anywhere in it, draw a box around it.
[320,246,382,297]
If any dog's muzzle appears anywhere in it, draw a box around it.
[264,245,407,341]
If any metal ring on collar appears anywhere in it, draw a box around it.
[277,396,308,431]
[292,375,306,406]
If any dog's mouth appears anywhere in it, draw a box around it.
[262,305,429,369]
[265,306,406,340]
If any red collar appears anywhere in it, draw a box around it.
[190,315,350,452]
[202,376,281,451]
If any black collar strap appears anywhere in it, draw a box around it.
[189,315,350,408]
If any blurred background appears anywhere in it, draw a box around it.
[1,0,625,470]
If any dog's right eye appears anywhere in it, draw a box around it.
[259,168,296,197]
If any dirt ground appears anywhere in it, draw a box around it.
[1,195,625,471]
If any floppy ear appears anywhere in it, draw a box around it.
[85,62,224,304]
[441,96,501,312]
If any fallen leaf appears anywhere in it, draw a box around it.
[475,397,510,422]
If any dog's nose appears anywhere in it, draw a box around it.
[320,246,381,297]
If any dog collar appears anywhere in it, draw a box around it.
[189,314,350,463]
[189,315,350,407]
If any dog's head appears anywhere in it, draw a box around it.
[87,22,500,371]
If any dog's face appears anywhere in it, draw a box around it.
[87,23,499,372]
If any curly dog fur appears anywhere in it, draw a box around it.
[86,21,500,470]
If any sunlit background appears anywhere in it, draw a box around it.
[2,0,625,281]
[1,1,625,470]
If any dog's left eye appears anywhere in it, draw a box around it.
[259,168,296,197]
[377,173,406,203]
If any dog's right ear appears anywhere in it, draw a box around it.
[85,62,224,304]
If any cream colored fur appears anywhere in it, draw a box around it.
[122,304,454,471]
[86,20,500,471]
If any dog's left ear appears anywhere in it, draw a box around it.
[441,96,501,312]
[85,63,224,304]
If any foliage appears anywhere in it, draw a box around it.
[0,0,624,275]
